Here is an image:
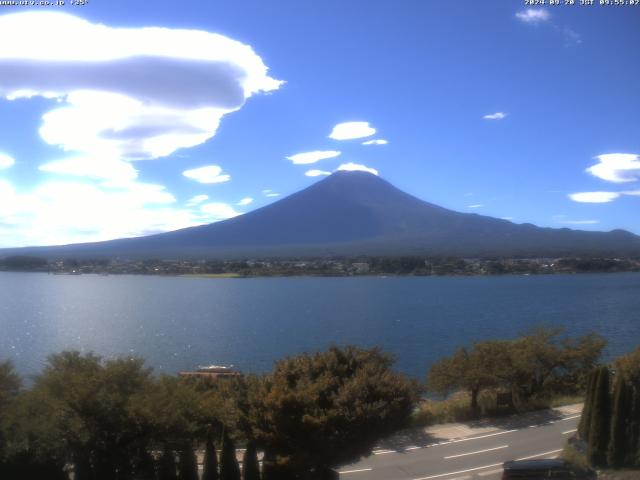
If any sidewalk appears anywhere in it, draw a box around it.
[373,403,583,452]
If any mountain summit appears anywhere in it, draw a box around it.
[5,171,640,258]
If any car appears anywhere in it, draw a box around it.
[502,459,597,479]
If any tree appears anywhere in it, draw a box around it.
[242,441,260,480]
[249,346,417,478]
[608,374,632,468]
[578,369,597,440]
[178,444,198,480]
[220,432,241,480]
[587,366,611,467]
[202,434,219,480]
[427,341,509,414]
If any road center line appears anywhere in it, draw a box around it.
[372,449,395,455]
[413,462,503,480]
[562,428,577,435]
[444,445,508,459]
[338,467,373,474]
[561,414,581,421]
[516,449,563,461]
[437,429,518,447]
[478,469,504,477]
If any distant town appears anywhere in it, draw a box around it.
[1,255,639,277]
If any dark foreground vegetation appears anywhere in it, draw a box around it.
[574,347,640,470]
[1,333,638,479]
[1,255,640,276]
[0,346,416,480]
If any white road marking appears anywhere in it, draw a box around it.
[561,414,581,421]
[372,449,395,455]
[478,469,503,477]
[516,449,563,461]
[406,446,421,451]
[444,445,508,459]
[413,462,503,480]
[562,428,577,435]
[435,429,518,447]
[449,476,472,480]
[339,467,373,474]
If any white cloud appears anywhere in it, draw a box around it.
[515,9,550,24]
[286,150,340,165]
[501,217,515,221]
[266,193,279,197]
[237,197,253,206]
[39,155,138,183]
[483,112,507,120]
[560,220,599,225]
[0,152,14,169]
[182,165,230,184]
[467,204,484,209]
[568,191,620,203]
[336,162,378,176]
[186,194,208,206]
[586,153,640,183]
[329,122,376,140]
[305,169,331,177]
[0,12,282,165]
[199,202,240,220]
[622,190,640,196]
[362,139,388,146]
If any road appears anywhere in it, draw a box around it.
[338,410,581,480]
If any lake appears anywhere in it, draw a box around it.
[1,272,639,379]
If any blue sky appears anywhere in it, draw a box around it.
[0,0,638,247]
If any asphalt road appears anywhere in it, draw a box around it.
[338,412,581,480]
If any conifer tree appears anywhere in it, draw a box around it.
[178,445,198,480]
[220,432,241,480]
[158,447,178,480]
[578,369,597,441]
[203,435,219,480]
[607,374,630,467]
[242,441,260,480]
[587,366,611,467]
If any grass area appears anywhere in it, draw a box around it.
[411,390,584,427]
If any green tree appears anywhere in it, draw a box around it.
[587,366,611,467]
[220,432,241,480]
[250,346,417,478]
[578,369,597,440]
[242,441,260,480]
[608,374,632,468]
[178,444,198,480]
[427,341,508,414]
[202,434,219,480]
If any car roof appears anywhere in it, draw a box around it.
[503,459,568,470]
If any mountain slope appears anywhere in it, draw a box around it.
[3,171,640,259]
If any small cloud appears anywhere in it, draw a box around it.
[568,191,620,203]
[515,8,550,24]
[336,162,378,176]
[329,122,376,140]
[186,194,208,206]
[362,139,388,146]
[200,202,240,220]
[262,189,280,197]
[622,190,640,196]
[560,220,599,225]
[467,204,484,209]
[559,26,582,47]
[286,150,341,165]
[586,153,640,184]
[501,217,515,221]
[183,165,230,184]
[237,197,253,206]
[305,169,331,177]
[483,112,507,120]
[0,153,14,169]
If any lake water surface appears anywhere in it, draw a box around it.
[1,272,639,379]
